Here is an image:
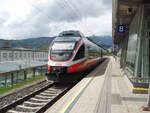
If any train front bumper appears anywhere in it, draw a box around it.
[45,71,84,83]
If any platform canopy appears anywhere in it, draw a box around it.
[112,0,146,44]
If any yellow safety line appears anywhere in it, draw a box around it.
[133,88,148,91]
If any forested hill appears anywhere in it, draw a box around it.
[9,36,112,50]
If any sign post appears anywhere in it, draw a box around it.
[141,83,150,111]
[147,83,150,107]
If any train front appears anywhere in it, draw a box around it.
[46,36,82,82]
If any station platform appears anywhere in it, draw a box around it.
[45,57,148,113]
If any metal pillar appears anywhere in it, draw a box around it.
[147,83,150,107]
[11,73,14,87]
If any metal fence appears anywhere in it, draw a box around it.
[0,65,47,88]
[128,77,150,88]
[0,48,48,62]
[129,77,150,83]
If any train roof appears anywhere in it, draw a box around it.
[87,38,108,51]
[58,30,108,51]
[58,30,85,37]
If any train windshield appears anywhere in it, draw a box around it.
[50,42,75,61]
[50,36,81,61]
[54,36,81,42]
[52,43,75,50]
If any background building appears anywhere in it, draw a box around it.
[0,48,48,62]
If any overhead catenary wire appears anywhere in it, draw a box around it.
[28,0,91,36]
[62,0,107,47]
[55,0,87,32]
[28,0,88,33]
[0,0,94,39]
[29,0,107,48]
[61,0,93,35]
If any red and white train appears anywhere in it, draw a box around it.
[46,30,106,82]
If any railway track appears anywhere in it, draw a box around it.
[0,82,71,113]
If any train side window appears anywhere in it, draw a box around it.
[73,44,85,61]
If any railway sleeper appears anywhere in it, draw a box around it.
[35,95,55,100]
[14,105,41,112]
[40,92,58,96]
[23,101,45,107]
[7,109,34,113]
[29,98,50,103]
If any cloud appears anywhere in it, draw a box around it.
[0,11,10,26]
[103,0,112,6]
[30,0,111,22]
[0,0,112,39]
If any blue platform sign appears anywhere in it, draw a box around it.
[117,24,126,33]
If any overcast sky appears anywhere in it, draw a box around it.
[0,0,112,39]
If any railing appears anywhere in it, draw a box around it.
[129,77,150,83]
[129,77,150,88]
[0,65,47,88]
[0,48,48,62]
